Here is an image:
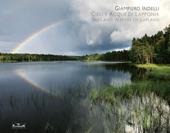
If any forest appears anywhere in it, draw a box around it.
[0,53,79,62]
[130,25,170,64]
[84,24,170,64]
[0,51,130,62]
[82,50,130,61]
[0,24,170,64]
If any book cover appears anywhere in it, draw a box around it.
[0,0,169,132]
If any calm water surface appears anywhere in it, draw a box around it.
[0,61,169,133]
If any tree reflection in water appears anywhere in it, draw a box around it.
[90,93,170,133]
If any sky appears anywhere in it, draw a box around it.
[0,0,169,55]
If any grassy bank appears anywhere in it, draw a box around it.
[136,64,170,70]
[136,64,170,79]
[89,80,170,132]
[90,64,170,104]
[90,81,170,105]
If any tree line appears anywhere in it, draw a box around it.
[0,50,130,62]
[0,25,169,63]
[83,24,170,63]
[83,50,130,61]
[130,25,170,64]
[0,53,79,62]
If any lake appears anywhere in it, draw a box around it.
[0,61,169,133]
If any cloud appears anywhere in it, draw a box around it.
[70,0,170,54]
[110,30,130,43]
[0,0,169,54]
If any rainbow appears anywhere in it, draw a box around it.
[12,21,63,53]
[16,69,50,94]
[12,21,64,96]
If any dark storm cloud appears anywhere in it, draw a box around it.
[0,0,168,54]
[76,30,130,53]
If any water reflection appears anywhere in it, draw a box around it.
[91,93,170,133]
[100,63,149,81]
[0,61,131,132]
[13,62,132,92]
[0,61,169,133]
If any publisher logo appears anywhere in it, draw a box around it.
[12,123,26,130]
